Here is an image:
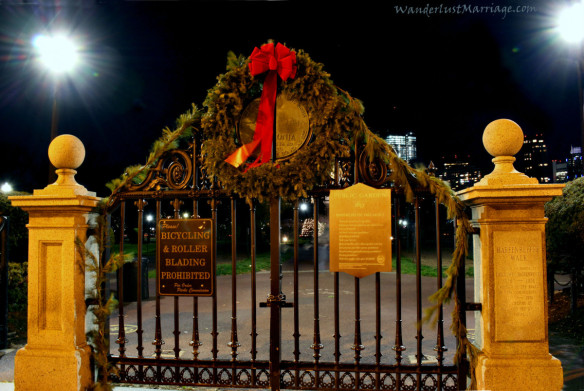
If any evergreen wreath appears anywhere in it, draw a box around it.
[199,48,358,203]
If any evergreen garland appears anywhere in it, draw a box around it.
[101,44,478,389]
[105,104,200,206]
[76,201,132,391]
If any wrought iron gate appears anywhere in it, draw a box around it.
[105,141,470,390]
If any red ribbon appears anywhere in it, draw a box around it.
[225,42,297,171]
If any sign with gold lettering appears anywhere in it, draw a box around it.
[493,230,545,342]
[329,183,392,278]
[158,218,213,296]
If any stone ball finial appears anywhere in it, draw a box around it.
[48,134,85,170]
[474,119,538,186]
[482,119,524,157]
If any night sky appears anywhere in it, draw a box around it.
[0,0,581,196]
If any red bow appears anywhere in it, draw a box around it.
[225,43,297,170]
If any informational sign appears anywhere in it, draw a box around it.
[158,218,214,296]
[329,183,392,278]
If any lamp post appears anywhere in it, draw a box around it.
[557,1,584,154]
[32,34,79,183]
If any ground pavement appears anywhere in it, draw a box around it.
[0,270,581,390]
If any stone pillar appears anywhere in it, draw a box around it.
[10,135,99,391]
[457,119,564,391]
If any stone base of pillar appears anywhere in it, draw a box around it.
[14,345,92,391]
[475,353,563,391]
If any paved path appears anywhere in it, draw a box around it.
[0,268,475,383]
[108,270,472,364]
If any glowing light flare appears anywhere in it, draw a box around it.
[33,34,79,73]
[557,2,584,44]
[1,183,13,193]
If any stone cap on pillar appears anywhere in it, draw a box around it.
[33,134,96,197]
[476,119,538,186]
[9,134,99,214]
[457,119,564,204]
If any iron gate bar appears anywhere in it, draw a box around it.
[269,197,282,391]
[350,162,362,391]
[116,201,127,358]
[171,199,182,384]
[374,271,381,390]
[228,197,241,363]
[250,201,258,372]
[352,276,363,390]
[211,198,219,371]
[392,195,405,390]
[434,197,447,390]
[292,200,301,389]
[172,199,182,364]
[353,276,363,364]
[311,199,323,364]
[190,198,203,361]
[333,270,341,388]
[153,199,163,365]
[414,196,422,391]
[136,199,147,361]
[375,272,381,367]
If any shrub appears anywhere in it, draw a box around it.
[7,262,27,340]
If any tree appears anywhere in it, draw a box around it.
[545,177,584,312]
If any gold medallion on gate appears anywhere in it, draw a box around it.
[238,94,311,160]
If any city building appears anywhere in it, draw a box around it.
[519,133,551,183]
[436,155,482,191]
[567,146,583,180]
[551,146,583,183]
[552,160,568,183]
[385,132,417,163]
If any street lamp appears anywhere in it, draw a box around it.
[557,1,584,155]
[558,2,584,44]
[33,34,79,74]
[32,33,79,183]
[0,183,12,194]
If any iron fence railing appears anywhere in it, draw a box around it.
[105,141,471,391]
